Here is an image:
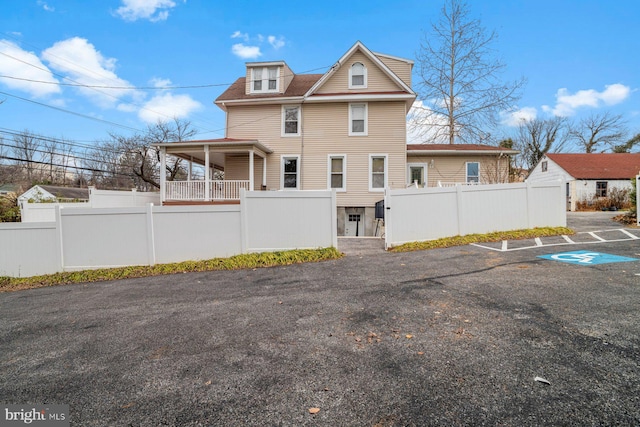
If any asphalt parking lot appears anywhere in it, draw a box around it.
[1,212,639,426]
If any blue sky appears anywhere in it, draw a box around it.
[1,0,638,148]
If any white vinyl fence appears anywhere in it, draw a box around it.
[20,188,161,222]
[1,190,336,278]
[384,181,566,248]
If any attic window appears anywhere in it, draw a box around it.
[251,66,279,93]
[349,62,367,88]
[541,161,548,172]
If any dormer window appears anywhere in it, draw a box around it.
[251,66,279,93]
[349,62,367,88]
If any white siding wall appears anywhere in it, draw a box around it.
[384,181,566,248]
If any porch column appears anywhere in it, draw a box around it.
[188,156,193,181]
[262,156,267,190]
[159,147,166,203]
[204,145,210,201]
[249,149,255,191]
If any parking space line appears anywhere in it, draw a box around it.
[471,229,639,252]
[620,229,640,239]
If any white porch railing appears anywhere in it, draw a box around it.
[165,180,250,201]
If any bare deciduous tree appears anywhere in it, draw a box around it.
[413,0,525,144]
[569,112,627,153]
[11,130,41,183]
[514,117,570,172]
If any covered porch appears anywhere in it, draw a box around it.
[153,138,272,204]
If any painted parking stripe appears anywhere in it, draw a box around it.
[538,250,639,266]
[620,229,640,239]
[471,228,640,252]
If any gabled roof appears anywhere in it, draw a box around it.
[305,41,415,97]
[215,41,415,108]
[545,153,640,179]
[407,144,519,156]
[20,185,89,201]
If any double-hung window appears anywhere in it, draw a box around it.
[349,62,367,88]
[251,66,279,93]
[596,181,607,197]
[369,154,387,191]
[328,155,346,191]
[466,162,480,184]
[282,106,300,136]
[349,103,367,136]
[281,155,300,190]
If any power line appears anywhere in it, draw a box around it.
[0,154,137,178]
[0,91,144,132]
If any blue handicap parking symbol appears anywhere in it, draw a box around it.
[538,250,639,266]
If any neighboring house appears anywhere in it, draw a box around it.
[154,41,416,236]
[0,183,22,197]
[527,153,640,211]
[18,185,90,203]
[406,144,518,187]
[18,185,90,222]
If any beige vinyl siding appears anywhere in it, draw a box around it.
[300,101,407,207]
[282,63,294,92]
[376,55,412,88]
[316,51,403,94]
[226,101,407,206]
[224,154,264,189]
[409,155,511,186]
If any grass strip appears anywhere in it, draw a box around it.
[388,227,574,252]
[0,247,342,293]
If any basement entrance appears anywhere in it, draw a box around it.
[344,207,365,236]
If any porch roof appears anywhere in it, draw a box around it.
[152,138,273,168]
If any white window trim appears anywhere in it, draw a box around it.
[250,66,280,94]
[466,161,480,183]
[349,102,368,136]
[327,154,347,192]
[280,154,300,190]
[407,163,428,187]
[348,62,368,89]
[369,154,388,192]
[281,105,301,137]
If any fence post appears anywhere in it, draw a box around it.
[239,188,248,253]
[146,203,156,266]
[456,184,464,235]
[525,181,534,229]
[330,189,338,248]
[384,189,391,249]
[55,204,65,272]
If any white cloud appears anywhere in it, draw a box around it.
[38,1,55,12]
[231,31,249,41]
[406,100,450,144]
[231,43,261,60]
[149,77,172,88]
[41,37,142,108]
[500,107,537,127]
[115,0,178,22]
[268,35,285,50]
[138,93,202,123]
[0,39,61,97]
[230,32,287,59]
[547,83,631,116]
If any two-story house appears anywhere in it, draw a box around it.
[154,41,416,236]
